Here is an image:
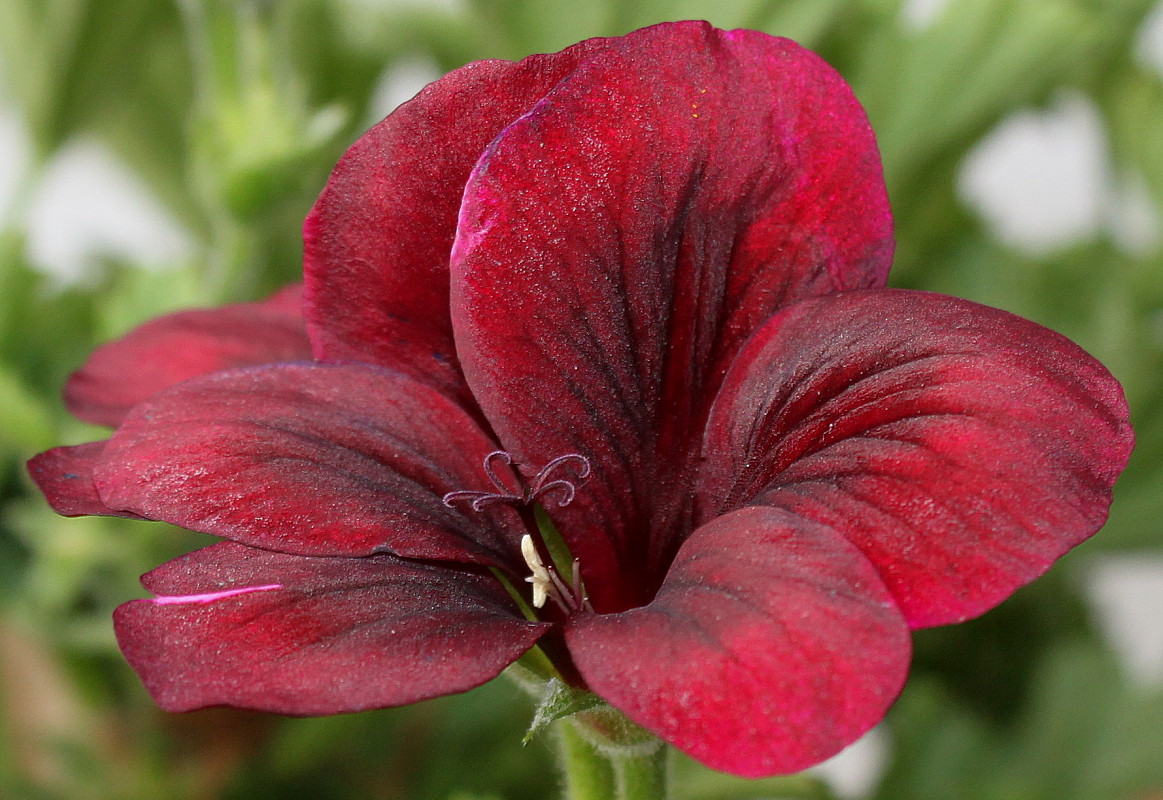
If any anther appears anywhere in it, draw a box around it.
[518,533,593,614]
[521,534,553,609]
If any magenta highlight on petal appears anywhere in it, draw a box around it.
[149,584,282,606]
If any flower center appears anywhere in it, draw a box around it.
[443,450,593,615]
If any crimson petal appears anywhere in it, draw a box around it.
[66,284,310,427]
[94,362,521,567]
[451,22,892,610]
[28,442,144,519]
[699,289,1133,627]
[114,542,548,713]
[566,506,909,777]
[302,36,610,397]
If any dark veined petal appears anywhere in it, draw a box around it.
[65,284,310,427]
[94,362,523,568]
[565,506,909,777]
[699,289,1133,628]
[27,442,144,519]
[451,22,892,611]
[302,35,611,398]
[114,542,549,713]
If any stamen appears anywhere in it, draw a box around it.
[548,568,574,608]
[518,534,592,615]
[521,534,553,609]
[571,559,594,613]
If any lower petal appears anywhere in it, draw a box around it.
[114,542,549,713]
[565,506,909,777]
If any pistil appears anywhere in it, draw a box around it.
[442,450,591,510]
[445,450,593,616]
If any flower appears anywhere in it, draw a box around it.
[29,21,1132,778]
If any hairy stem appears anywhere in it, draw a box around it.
[557,722,616,800]
[613,744,668,800]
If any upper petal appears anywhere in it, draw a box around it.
[27,441,144,519]
[65,284,310,427]
[699,289,1133,627]
[93,362,522,567]
[301,36,611,397]
[565,506,909,777]
[451,22,892,610]
[115,542,548,713]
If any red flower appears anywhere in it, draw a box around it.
[29,22,1132,777]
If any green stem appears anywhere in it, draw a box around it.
[557,721,669,800]
[613,744,668,800]
[557,722,615,800]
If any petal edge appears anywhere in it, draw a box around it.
[566,506,909,777]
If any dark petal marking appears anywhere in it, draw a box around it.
[699,289,1133,627]
[452,22,893,611]
[302,36,613,401]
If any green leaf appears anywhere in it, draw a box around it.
[1104,66,1163,205]
[876,642,1163,800]
[669,749,838,799]
[0,0,185,155]
[524,679,604,744]
[853,0,1142,192]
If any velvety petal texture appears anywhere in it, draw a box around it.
[452,22,892,611]
[65,284,309,427]
[302,37,610,399]
[95,363,522,567]
[115,542,548,713]
[28,442,144,519]
[566,506,909,776]
[698,289,1133,627]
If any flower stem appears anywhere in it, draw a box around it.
[613,745,668,800]
[557,721,669,800]
[557,722,615,800]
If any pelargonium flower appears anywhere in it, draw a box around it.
[29,21,1132,778]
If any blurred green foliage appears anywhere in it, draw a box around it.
[1,0,1161,798]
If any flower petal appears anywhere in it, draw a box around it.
[65,284,310,427]
[114,542,548,713]
[94,362,521,567]
[451,22,892,610]
[565,506,909,777]
[27,442,144,518]
[699,289,1133,627]
[302,36,610,397]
